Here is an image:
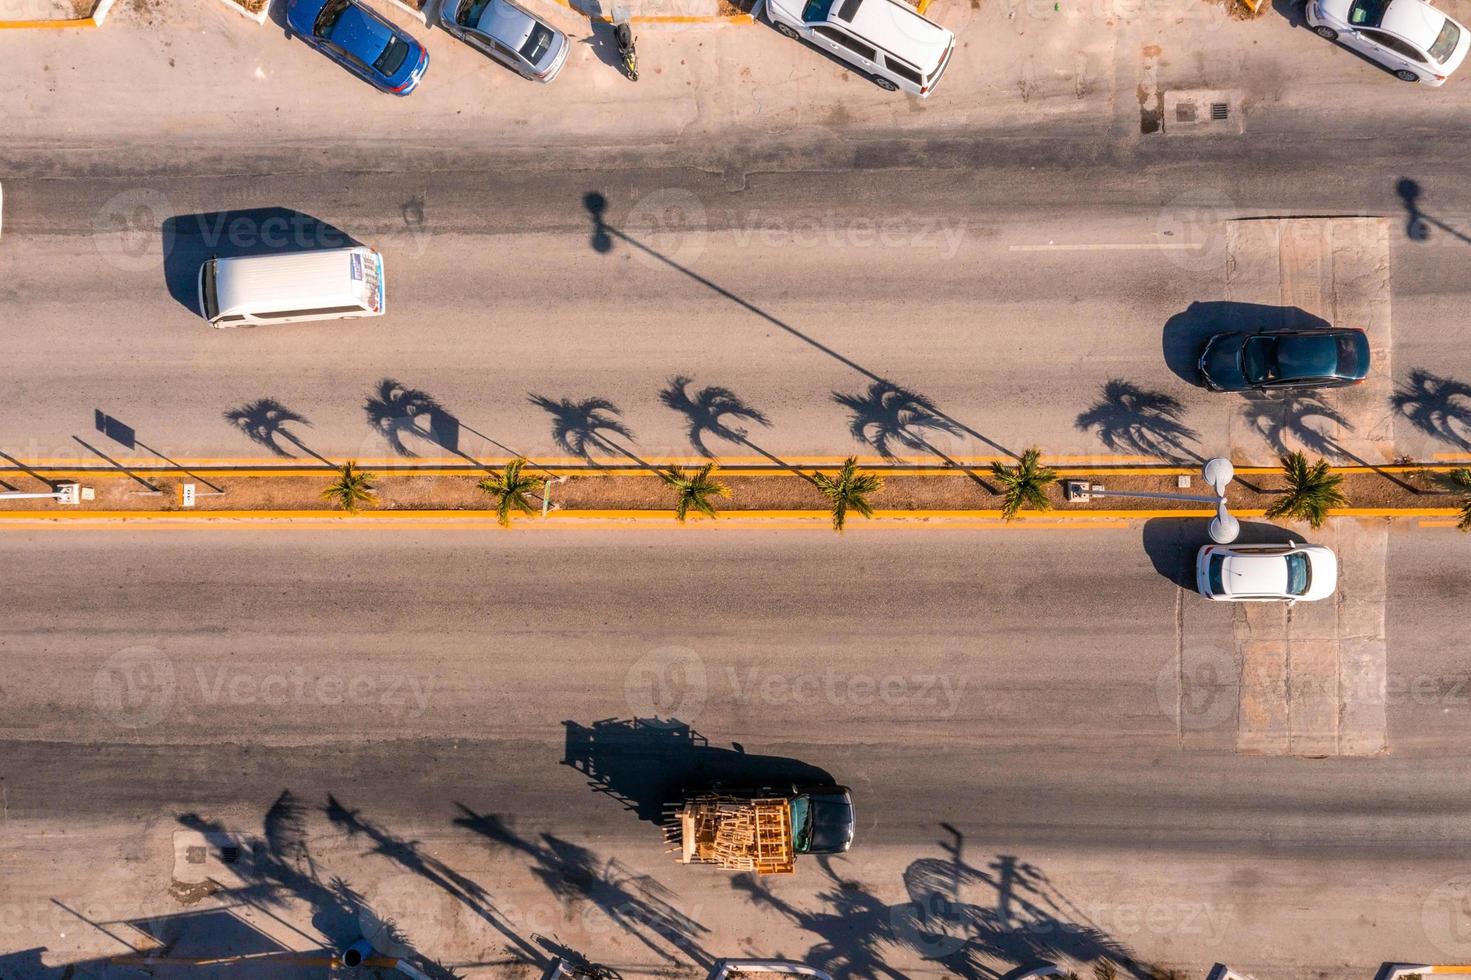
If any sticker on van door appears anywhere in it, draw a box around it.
[350,252,363,281]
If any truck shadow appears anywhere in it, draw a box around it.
[562,717,836,824]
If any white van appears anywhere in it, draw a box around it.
[197,246,385,327]
[767,0,954,97]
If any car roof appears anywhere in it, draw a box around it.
[1270,334,1343,380]
[470,0,537,48]
[213,247,373,317]
[329,2,394,56]
[1217,553,1292,596]
[837,0,951,70]
[1381,0,1447,46]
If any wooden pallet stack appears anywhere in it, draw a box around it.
[667,794,795,875]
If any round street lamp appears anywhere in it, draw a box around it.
[1203,457,1239,544]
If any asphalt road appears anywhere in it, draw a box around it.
[5,145,1471,471]
[1,526,1469,978]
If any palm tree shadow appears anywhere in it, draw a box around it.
[1075,380,1201,462]
[172,792,466,979]
[731,824,1152,980]
[658,375,770,458]
[1243,390,1419,493]
[363,378,443,458]
[834,381,998,492]
[529,393,651,468]
[223,399,332,465]
[656,375,818,484]
[1391,368,1471,451]
[582,191,1017,462]
[453,802,714,970]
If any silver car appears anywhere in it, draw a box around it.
[1306,0,1470,85]
[441,0,569,82]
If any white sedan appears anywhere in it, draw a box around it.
[1195,542,1338,603]
[1306,0,1470,85]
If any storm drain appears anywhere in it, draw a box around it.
[1160,89,1243,135]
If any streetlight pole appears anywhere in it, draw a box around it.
[1065,457,1240,543]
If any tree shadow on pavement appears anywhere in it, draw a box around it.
[659,375,771,458]
[454,803,715,971]
[170,791,465,979]
[323,795,545,967]
[161,208,356,314]
[1141,517,1301,589]
[364,378,446,458]
[223,398,333,464]
[582,191,1017,461]
[530,393,650,468]
[834,381,998,492]
[1391,369,1471,452]
[732,824,1149,980]
[561,717,836,823]
[1075,380,1201,462]
[1161,302,1329,385]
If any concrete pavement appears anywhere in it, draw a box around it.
[1,524,1470,977]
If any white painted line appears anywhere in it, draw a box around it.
[1008,242,1205,252]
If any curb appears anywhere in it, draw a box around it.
[0,0,113,28]
[0,507,1459,528]
[209,0,270,26]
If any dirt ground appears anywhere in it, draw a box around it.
[0,466,1460,515]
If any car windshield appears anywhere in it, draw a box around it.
[1430,16,1461,60]
[314,0,349,35]
[1285,553,1312,596]
[1347,0,1390,25]
[790,795,812,851]
[457,0,490,23]
[520,22,553,62]
[374,33,411,73]
[1208,554,1227,595]
[1335,334,1363,377]
[802,0,833,20]
[1241,335,1277,383]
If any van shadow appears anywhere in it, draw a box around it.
[161,208,357,314]
[1161,301,1330,385]
[562,718,836,824]
[1141,517,1301,589]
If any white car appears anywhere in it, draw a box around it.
[1306,0,1469,85]
[765,0,955,97]
[1195,542,1338,603]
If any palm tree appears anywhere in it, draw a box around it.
[990,447,1055,520]
[321,461,376,512]
[478,458,544,527]
[1265,451,1345,528]
[1435,467,1471,532]
[812,456,883,532]
[659,462,730,522]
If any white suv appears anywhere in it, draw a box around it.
[1306,0,1470,85]
[766,0,955,96]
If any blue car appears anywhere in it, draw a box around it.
[287,0,429,95]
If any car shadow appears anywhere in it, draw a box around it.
[1142,517,1302,589]
[1271,0,1310,29]
[1161,301,1331,386]
[160,208,357,315]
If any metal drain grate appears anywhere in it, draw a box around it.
[1211,102,1230,120]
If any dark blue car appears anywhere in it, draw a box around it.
[1198,327,1371,392]
[287,0,428,95]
